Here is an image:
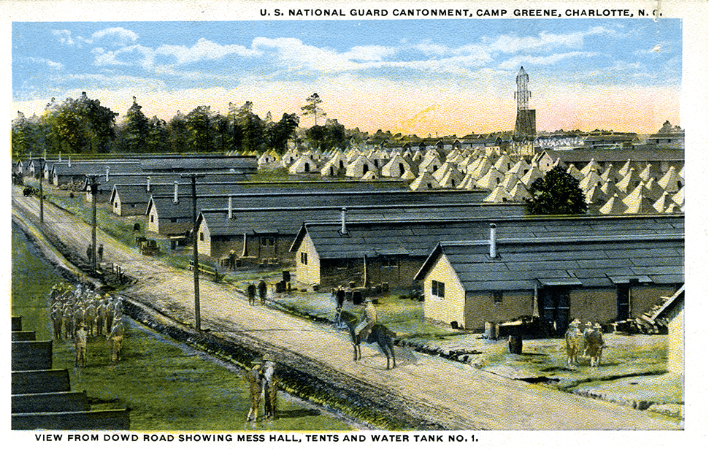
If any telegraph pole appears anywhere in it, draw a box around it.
[86,175,101,272]
[182,173,205,331]
[39,157,44,223]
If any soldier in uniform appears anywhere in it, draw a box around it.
[84,298,97,337]
[355,298,377,341]
[258,279,267,305]
[74,321,87,368]
[51,301,63,341]
[245,358,263,422]
[107,314,124,364]
[261,354,277,420]
[246,283,256,306]
[95,298,107,337]
[63,302,75,340]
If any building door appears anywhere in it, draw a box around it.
[616,284,630,321]
[539,287,571,335]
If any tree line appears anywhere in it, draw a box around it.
[11,92,361,158]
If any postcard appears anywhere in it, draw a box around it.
[5,0,708,447]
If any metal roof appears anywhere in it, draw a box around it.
[140,156,257,172]
[415,233,684,291]
[295,215,683,262]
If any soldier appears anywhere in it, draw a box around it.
[63,302,75,340]
[74,321,87,368]
[84,298,97,337]
[355,298,377,341]
[107,315,124,364]
[51,301,63,341]
[564,319,581,367]
[334,286,346,328]
[97,244,104,262]
[105,298,115,335]
[73,301,86,339]
[585,323,605,367]
[245,358,263,422]
[261,354,277,420]
[95,298,107,337]
[246,283,256,306]
[258,279,267,305]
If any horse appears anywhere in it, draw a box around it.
[338,310,396,370]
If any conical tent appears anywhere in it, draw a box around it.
[345,154,377,178]
[418,153,442,175]
[624,195,657,214]
[566,164,584,181]
[615,168,638,194]
[638,163,656,182]
[483,184,514,203]
[644,178,664,201]
[361,170,379,180]
[320,160,339,177]
[618,159,633,177]
[599,194,628,215]
[671,186,684,206]
[581,158,603,174]
[493,154,514,173]
[509,181,531,202]
[520,164,544,187]
[409,171,437,191]
[400,168,416,181]
[507,158,530,178]
[288,154,317,174]
[475,166,505,191]
[457,173,478,190]
[381,154,411,178]
[584,185,607,205]
[653,191,673,213]
[579,168,603,191]
[438,167,465,189]
[658,166,684,193]
[600,164,619,183]
[468,157,492,179]
[600,178,617,196]
[433,161,458,182]
[500,172,520,192]
[622,184,646,209]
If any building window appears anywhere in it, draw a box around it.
[261,237,275,247]
[382,258,398,268]
[431,280,445,300]
[199,232,204,241]
[493,291,503,304]
[300,252,308,265]
[150,215,154,223]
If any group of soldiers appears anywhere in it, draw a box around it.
[48,282,125,367]
[565,319,605,367]
[245,279,268,306]
[245,353,278,422]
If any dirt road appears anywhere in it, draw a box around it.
[12,188,680,430]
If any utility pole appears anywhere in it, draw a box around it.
[182,173,205,331]
[39,157,44,223]
[86,175,101,272]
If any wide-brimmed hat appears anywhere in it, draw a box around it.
[593,323,602,329]
[263,353,276,362]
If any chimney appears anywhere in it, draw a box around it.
[146,176,151,192]
[105,166,110,182]
[59,152,62,161]
[68,157,71,168]
[489,223,498,258]
[341,207,347,234]
[227,196,233,219]
[173,181,179,204]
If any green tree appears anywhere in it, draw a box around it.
[168,111,190,153]
[123,97,149,153]
[146,117,169,153]
[266,112,299,154]
[186,105,215,152]
[301,93,326,127]
[526,166,587,215]
[48,92,118,154]
[235,101,265,153]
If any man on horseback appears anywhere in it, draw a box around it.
[355,298,378,341]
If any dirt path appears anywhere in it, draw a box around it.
[12,188,680,430]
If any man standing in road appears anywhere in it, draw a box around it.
[107,314,124,364]
[261,354,277,420]
[246,283,256,306]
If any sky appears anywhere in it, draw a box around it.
[12,19,682,136]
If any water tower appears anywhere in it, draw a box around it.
[514,66,536,137]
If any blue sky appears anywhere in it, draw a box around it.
[12,19,682,134]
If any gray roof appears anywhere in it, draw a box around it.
[415,233,684,291]
[139,156,256,172]
[53,161,143,177]
[295,215,683,262]
[150,190,494,220]
[201,203,527,238]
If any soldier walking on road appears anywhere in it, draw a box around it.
[51,302,63,341]
[258,279,267,305]
[246,283,256,306]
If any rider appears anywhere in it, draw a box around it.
[355,298,377,340]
